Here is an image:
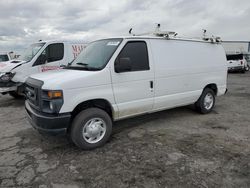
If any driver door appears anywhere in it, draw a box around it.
[111,40,155,119]
[33,43,64,72]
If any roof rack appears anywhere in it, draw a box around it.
[129,24,178,39]
[129,24,222,44]
[201,29,222,43]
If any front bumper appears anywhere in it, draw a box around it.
[0,81,20,93]
[0,86,17,93]
[25,100,71,135]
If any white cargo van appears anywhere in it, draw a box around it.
[25,35,227,149]
[0,40,86,97]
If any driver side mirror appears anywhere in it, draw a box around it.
[115,57,132,73]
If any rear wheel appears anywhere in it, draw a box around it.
[70,108,112,150]
[195,88,215,114]
[245,65,249,71]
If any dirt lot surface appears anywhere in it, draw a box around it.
[0,72,249,188]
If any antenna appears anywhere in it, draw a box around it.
[129,28,132,35]
[155,23,161,32]
[129,28,135,36]
[202,29,207,38]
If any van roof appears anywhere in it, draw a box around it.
[34,39,88,44]
[35,36,221,45]
[103,35,221,44]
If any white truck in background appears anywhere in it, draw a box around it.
[25,34,228,150]
[226,53,249,73]
[0,40,87,98]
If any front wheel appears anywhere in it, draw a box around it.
[70,108,112,150]
[195,88,215,114]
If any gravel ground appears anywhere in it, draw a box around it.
[0,72,249,188]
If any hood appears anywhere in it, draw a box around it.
[0,60,26,73]
[30,68,110,90]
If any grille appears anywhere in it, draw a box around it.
[25,84,38,106]
[25,78,44,110]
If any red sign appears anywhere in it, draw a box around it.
[41,66,60,72]
[72,45,85,59]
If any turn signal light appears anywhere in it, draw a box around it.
[48,91,63,99]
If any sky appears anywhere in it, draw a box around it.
[0,0,250,52]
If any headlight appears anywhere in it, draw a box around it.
[49,101,54,111]
[41,90,64,114]
[0,72,15,82]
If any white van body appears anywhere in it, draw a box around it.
[25,36,227,149]
[0,40,87,95]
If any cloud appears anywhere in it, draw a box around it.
[0,0,250,52]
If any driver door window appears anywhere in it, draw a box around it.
[115,41,149,72]
[33,43,64,66]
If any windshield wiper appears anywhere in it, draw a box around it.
[66,59,74,66]
[76,62,89,66]
[76,62,101,70]
[64,65,101,71]
[63,61,86,68]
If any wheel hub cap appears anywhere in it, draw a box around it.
[82,118,106,144]
[204,93,214,110]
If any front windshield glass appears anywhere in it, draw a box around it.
[17,43,45,62]
[67,38,122,71]
[0,55,9,62]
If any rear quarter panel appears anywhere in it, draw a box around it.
[150,39,227,111]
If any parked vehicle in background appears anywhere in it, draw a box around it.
[0,40,87,98]
[0,52,12,62]
[25,34,227,150]
[226,53,249,73]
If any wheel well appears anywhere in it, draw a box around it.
[71,99,113,121]
[204,84,218,95]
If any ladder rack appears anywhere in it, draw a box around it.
[128,24,222,44]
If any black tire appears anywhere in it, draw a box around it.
[70,108,112,150]
[9,91,23,99]
[195,88,215,114]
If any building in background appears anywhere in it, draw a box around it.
[222,41,250,63]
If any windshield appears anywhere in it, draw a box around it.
[67,38,122,71]
[17,43,45,62]
[0,55,9,62]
